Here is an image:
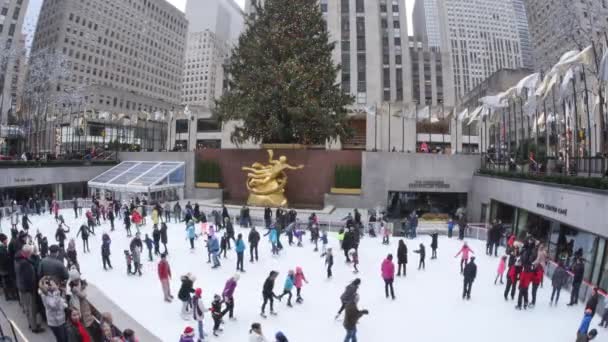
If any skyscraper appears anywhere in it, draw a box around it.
[185,0,244,43]
[245,0,412,107]
[0,0,29,124]
[524,0,608,71]
[29,0,187,115]
[414,0,532,101]
[412,0,441,48]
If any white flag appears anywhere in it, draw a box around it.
[457,108,469,121]
[560,68,575,99]
[417,106,430,119]
[516,73,540,97]
[466,106,483,126]
[599,50,608,82]
[552,46,594,74]
[365,104,377,116]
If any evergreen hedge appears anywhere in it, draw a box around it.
[196,160,221,183]
[334,165,362,189]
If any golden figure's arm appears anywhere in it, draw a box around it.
[267,149,274,163]
[284,164,304,170]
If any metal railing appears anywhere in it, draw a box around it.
[0,199,93,219]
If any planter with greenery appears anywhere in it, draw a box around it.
[332,165,362,194]
[195,160,221,188]
[477,169,608,191]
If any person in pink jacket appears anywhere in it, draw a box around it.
[381,254,396,300]
[294,266,308,303]
[495,255,507,284]
[455,242,474,274]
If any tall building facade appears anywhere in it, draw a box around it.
[408,37,454,107]
[186,0,244,43]
[181,30,231,108]
[245,0,412,107]
[0,0,29,124]
[30,0,187,115]
[413,0,532,102]
[524,0,608,71]
[512,0,533,70]
[412,0,441,48]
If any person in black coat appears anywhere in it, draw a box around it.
[568,258,585,306]
[178,273,196,319]
[152,226,161,256]
[430,232,439,259]
[462,257,477,300]
[15,245,43,332]
[261,271,279,317]
[108,209,115,231]
[342,230,353,263]
[264,208,272,228]
[123,214,132,237]
[248,227,260,262]
[0,233,18,300]
[585,287,600,316]
[396,239,408,276]
[414,243,426,270]
[160,222,169,255]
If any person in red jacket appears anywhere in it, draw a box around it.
[516,266,533,310]
[157,253,173,302]
[529,264,543,308]
[504,262,520,300]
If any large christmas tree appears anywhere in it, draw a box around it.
[215,0,353,145]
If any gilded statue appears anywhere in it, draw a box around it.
[242,149,304,207]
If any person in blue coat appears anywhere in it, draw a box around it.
[235,233,246,272]
[186,220,196,250]
[269,227,279,256]
[208,234,220,268]
[278,270,295,307]
[577,309,593,338]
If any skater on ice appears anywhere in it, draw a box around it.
[396,239,407,277]
[294,266,308,303]
[455,242,474,274]
[260,271,279,318]
[462,256,476,300]
[414,243,426,270]
[381,254,395,300]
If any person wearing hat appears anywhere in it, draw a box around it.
[576,329,598,342]
[249,323,267,342]
[192,288,206,340]
[157,253,173,302]
[178,273,196,319]
[462,256,477,300]
[222,274,239,319]
[275,331,288,342]
[179,326,196,342]
[343,294,369,342]
[336,278,361,319]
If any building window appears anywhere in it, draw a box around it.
[197,119,221,132]
[356,0,364,13]
[175,119,188,133]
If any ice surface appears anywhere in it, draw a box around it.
[19,210,592,342]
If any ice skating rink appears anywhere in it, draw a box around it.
[26,210,589,341]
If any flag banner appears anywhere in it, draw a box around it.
[417,106,430,119]
[599,50,608,82]
[466,106,483,126]
[516,73,540,96]
[457,108,469,121]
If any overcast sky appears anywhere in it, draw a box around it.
[23,0,415,44]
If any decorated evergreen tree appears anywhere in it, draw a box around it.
[215,0,354,145]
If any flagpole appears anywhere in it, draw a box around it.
[581,66,592,176]
[388,102,391,151]
[572,74,579,162]
[551,85,559,159]
[374,103,378,151]
[415,101,418,151]
[441,101,445,148]
[401,107,405,152]
[455,112,459,154]
[592,40,605,155]
[427,104,431,147]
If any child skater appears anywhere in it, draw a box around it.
[278,270,295,307]
[455,242,475,274]
[294,266,308,303]
[414,243,426,270]
[210,294,225,337]
[144,234,154,261]
[495,255,507,285]
[325,248,334,278]
[349,248,359,274]
[430,232,439,259]
[124,250,134,275]
[382,223,391,245]
[220,232,228,258]
[192,288,206,341]
[320,230,329,256]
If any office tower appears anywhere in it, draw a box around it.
[185,0,244,43]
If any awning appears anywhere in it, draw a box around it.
[88,161,185,193]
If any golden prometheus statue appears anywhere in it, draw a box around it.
[242,149,304,207]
